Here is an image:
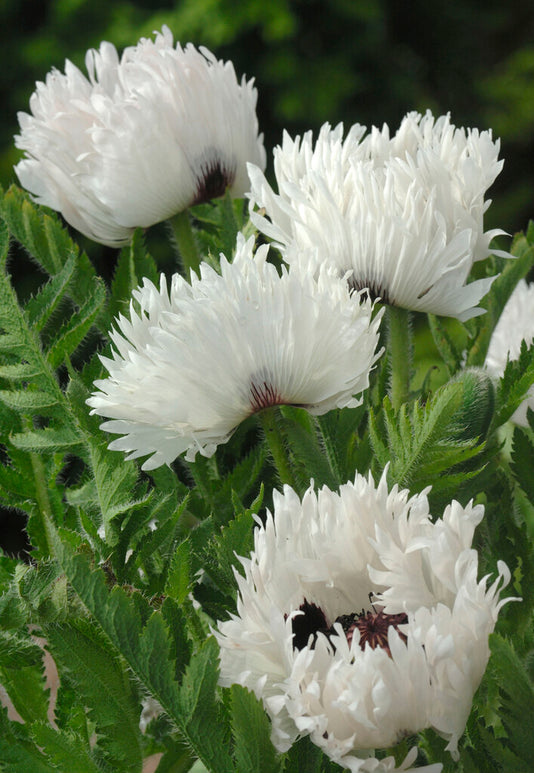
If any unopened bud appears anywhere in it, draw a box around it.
[449,367,495,441]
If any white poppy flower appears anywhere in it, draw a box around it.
[248,111,507,321]
[485,278,534,425]
[87,235,383,470]
[215,471,514,772]
[14,26,265,246]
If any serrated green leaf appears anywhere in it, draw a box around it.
[54,542,233,772]
[106,229,158,327]
[0,630,44,668]
[165,540,193,603]
[149,740,197,773]
[46,278,106,368]
[204,508,255,602]
[281,736,326,773]
[489,634,534,764]
[161,597,193,686]
[45,619,143,769]
[29,724,102,773]
[176,637,231,772]
[24,251,77,332]
[0,388,59,412]
[0,362,42,380]
[10,425,82,453]
[1,186,97,310]
[0,709,55,773]
[280,407,337,492]
[493,340,534,428]
[230,684,282,773]
[428,313,464,375]
[511,427,534,504]
[467,230,534,367]
[0,658,49,724]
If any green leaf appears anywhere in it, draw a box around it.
[0,709,55,773]
[55,542,234,773]
[203,507,255,603]
[0,658,50,725]
[106,228,159,328]
[230,684,282,773]
[493,340,534,428]
[488,633,534,764]
[428,313,465,375]
[0,387,59,412]
[46,278,106,368]
[29,724,103,773]
[10,425,83,453]
[24,251,77,332]
[281,406,338,491]
[511,427,534,504]
[165,540,193,603]
[467,229,534,367]
[1,185,97,310]
[281,736,326,773]
[45,619,143,769]
[0,630,44,668]
[177,637,231,772]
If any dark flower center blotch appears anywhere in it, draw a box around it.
[290,598,408,657]
[348,275,391,305]
[249,379,283,413]
[193,157,236,205]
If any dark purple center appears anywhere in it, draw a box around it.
[290,599,408,656]
[249,380,283,413]
[193,159,235,205]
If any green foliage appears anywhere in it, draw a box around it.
[369,381,489,505]
[466,224,534,368]
[493,340,534,428]
[484,634,534,769]
[2,166,534,771]
[229,685,282,773]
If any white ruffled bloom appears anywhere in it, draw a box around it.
[87,235,383,470]
[248,111,507,321]
[485,279,534,425]
[215,471,514,772]
[15,26,265,246]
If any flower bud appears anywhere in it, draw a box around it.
[448,367,495,441]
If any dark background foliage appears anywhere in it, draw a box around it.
[2,0,534,231]
[1,0,534,556]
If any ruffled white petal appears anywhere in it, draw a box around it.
[15,26,265,246]
[215,470,513,768]
[485,279,534,425]
[87,235,383,469]
[248,111,507,320]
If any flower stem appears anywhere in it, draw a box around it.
[167,210,201,279]
[30,451,56,558]
[258,407,297,488]
[387,305,412,411]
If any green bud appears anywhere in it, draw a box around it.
[449,367,496,441]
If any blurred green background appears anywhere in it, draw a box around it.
[2,0,534,237]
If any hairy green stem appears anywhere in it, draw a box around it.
[167,210,201,279]
[387,305,412,411]
[315,415,341,483]
[258,407,297,488]
[30,450,55,558]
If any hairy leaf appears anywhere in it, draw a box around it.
[230,684,282,773]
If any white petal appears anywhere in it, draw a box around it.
[15,28,265,246]
[87,235,383,468]
[248,111,508,320]
[215,470,512,766]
